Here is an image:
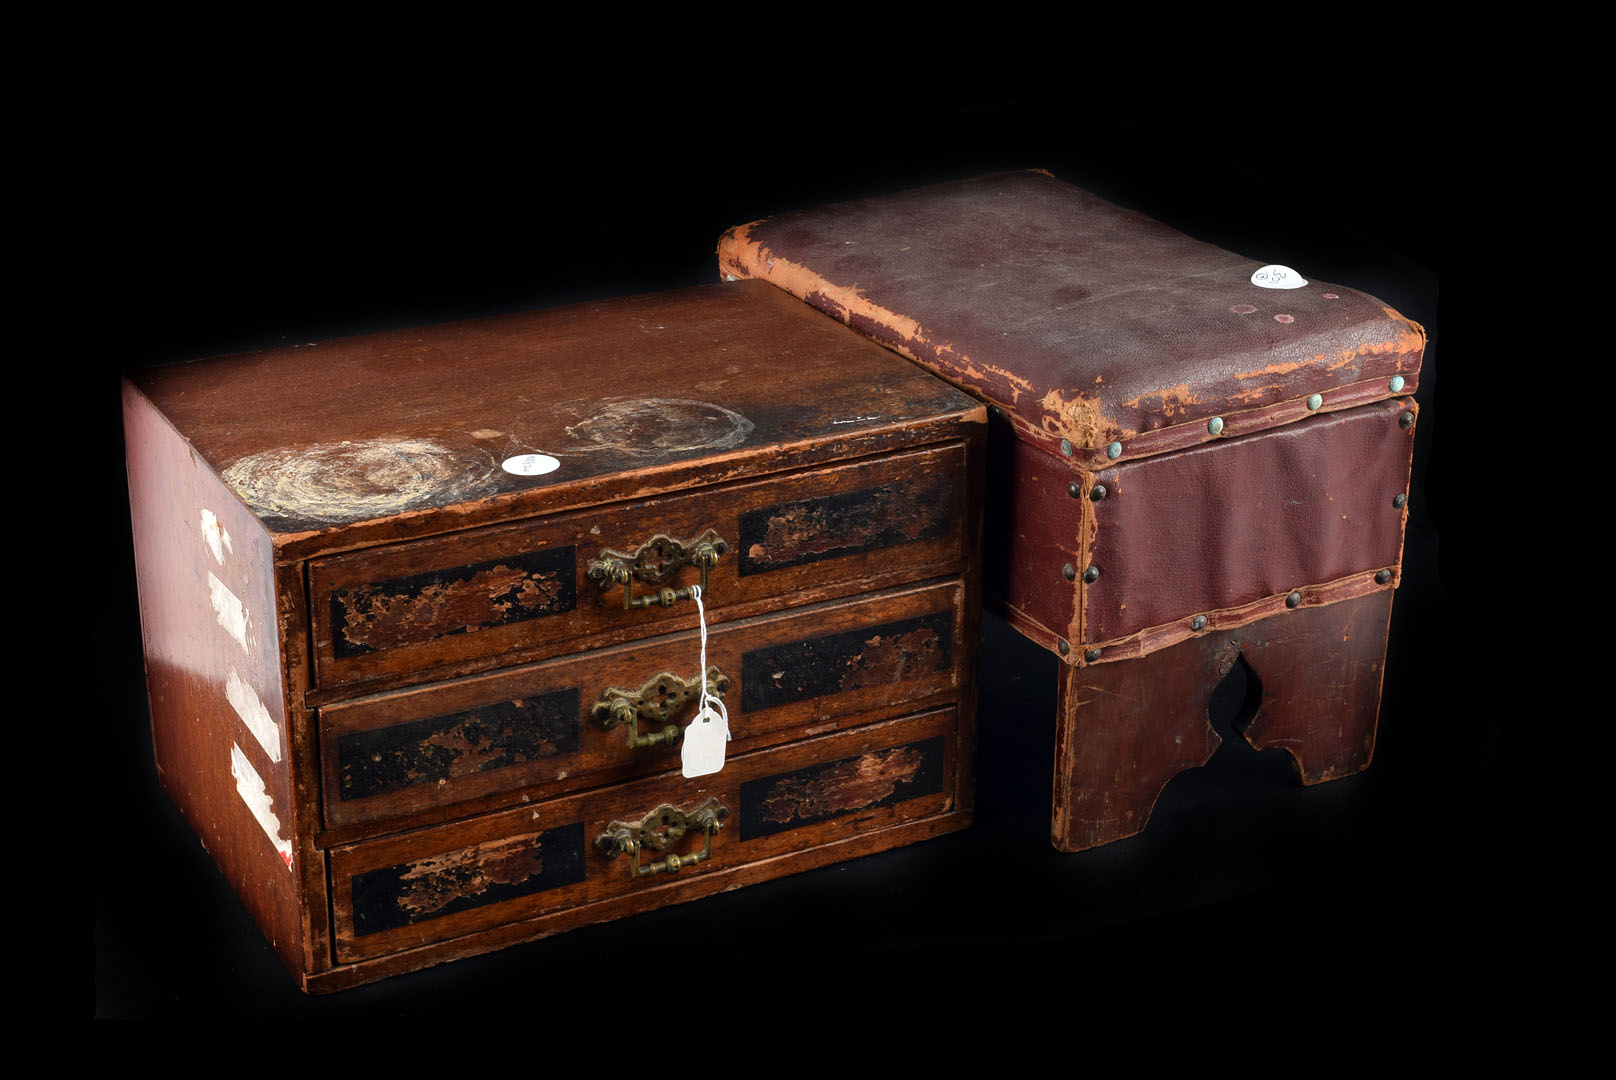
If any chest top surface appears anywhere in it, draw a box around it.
[129,280,981,556]
[719,170,1424,466]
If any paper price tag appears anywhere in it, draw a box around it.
[1250,265,1308,290]
[681,702,730,778]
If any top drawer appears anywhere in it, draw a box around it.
[309,443,967,694]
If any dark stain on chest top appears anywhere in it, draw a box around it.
[740,612,954,713]
[737,476,954,576]
[349,822,586,936]
[337,687,581,801]
[739,737,944,839]
[330,546,577,657]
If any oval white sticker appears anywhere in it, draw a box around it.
[1250,265,1308,290]
[501,453,561,476]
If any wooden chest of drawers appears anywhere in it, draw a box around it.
[122,280,984,992]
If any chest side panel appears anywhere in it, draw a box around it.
[123,382,310,979]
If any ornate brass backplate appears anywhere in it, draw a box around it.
[592,666,729,750]
[586,529,728,610]
[595,797,728,878]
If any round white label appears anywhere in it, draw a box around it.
[501,453,561,476]
[1250,264,1308,290]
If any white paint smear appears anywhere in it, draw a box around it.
[1250,264,1308,290]
[501,453,561,476]
[231,743,293,870]
[207,572,250,654]
[226,669,281,763]
[200,508,233,565]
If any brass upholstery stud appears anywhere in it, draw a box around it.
[1060,438,1073,457]
[1106,441,1122,459]
[1306,393,1323,411]
[1062,563,1076,581]
[1400,411,1415,429]
[1389,375,1405,393]
[1375,569,1392,585]
[1393,493,1407,509]
[1191,615,1207,631]
[1090,484,1107,502]
[1082,566,1100,584]
[1286,591,1302,608]
[1207,416,1224,436]
[1068,481,1081,499]
[1058,640,1070,656]
[1085,648,1102,663]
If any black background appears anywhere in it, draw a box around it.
[91,77,1495,1019]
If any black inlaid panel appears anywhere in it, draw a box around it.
[331,545,577,657]
[739,736,945,840]
[737,477,952,576]
[338,688,581,801]
[350,822,587,936]
[740,612,953,712]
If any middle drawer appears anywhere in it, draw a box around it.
[319,579,965,833]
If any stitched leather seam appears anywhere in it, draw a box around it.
[1076,567,1400,666]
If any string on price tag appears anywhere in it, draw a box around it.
[681,584,730,778]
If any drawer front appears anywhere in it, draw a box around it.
[330,707,960,962]
[309,443,967,692]
[320,580,965,829]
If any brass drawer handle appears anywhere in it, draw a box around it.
[596,798,728,879]
[586,529,728,610]
[591,666,729,750]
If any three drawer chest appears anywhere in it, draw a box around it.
[122,280,984,991]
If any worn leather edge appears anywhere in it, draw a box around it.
[1064,369,1422,468]
[1072,467,1094,655]
[718,223,1425,468]
[987,594,1069,659]
[993,566,1401,669]
[1079,567,1400,667]
[719,222,1013,403]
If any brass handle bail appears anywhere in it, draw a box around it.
[596,798,728,879]
[587,529,728,610]
[592,667,729,751]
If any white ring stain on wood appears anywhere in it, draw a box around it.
[564,398,754,457]
[200,508,232,565]
[230,743,293,869]
[226,668,281,763]
[221,438,496,523]
[207,571,250,654]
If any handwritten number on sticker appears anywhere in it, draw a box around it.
[1250,264,1308,290]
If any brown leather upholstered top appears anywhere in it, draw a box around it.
[720,171,1424,466]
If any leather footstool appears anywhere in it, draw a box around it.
[719,170,1424,851]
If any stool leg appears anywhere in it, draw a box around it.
[1238,590,1394,783]
[1051,634,1237,852]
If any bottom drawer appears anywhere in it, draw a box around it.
[329,706,964,965]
